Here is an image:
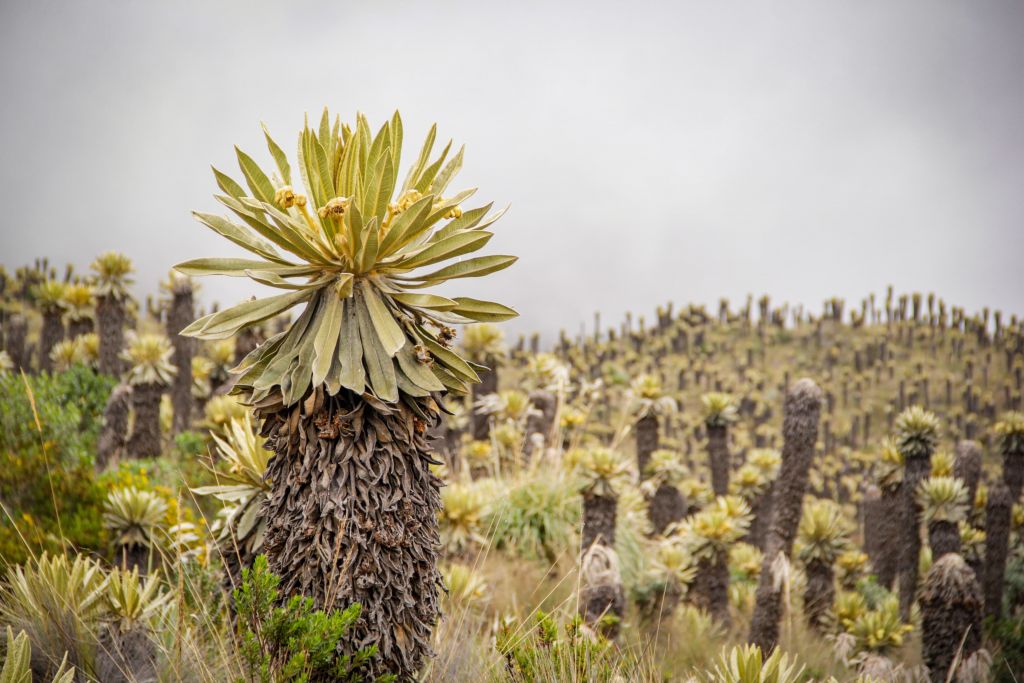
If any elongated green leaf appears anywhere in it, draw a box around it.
[311,294,343,386]
[414,140,452,193]
[235,147,276,203]
[420,335,480,383]
[391,292,458,311]
[362,282,406,356]
[433,202,494,240]
[396,344,444,391]
[401,254,517,287]
[213,195,312,263]
[192,212,282,263]
[261,124,291,185]
[245,270,325,290]
[402,122,436,192]
[451,297,519,322]
[182,288,310,340]
[378,195,433,256]
[212,166,246,199]
[175,258,309,278]
[389,110,403,177]
[398,231,493,269]
[338,300,366,392]
[356,295,398,401]
[430,144,464,196]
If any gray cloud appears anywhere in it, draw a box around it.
[2,0,1022,343]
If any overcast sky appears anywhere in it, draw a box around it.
[2,0,1022,341]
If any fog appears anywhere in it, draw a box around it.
[2,0,1022,342]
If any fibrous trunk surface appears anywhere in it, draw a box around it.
[648,483,686,536]
[803,559,834,633]
[707,425,730,496]
[635,414,659,477]
[126,382,163,458]
[899,453,931,620]
[582,492,617,551]
[258,387,443,681]
[749,379,822,652]
[168,290,195,435]
[97,295,126,376]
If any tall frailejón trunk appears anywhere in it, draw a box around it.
[167,287,195,435]
[635,414,659,478]
[747,483,774,550]
[707,424,730,496]
[803,558,835,633]
[875,483,902,590]
[259,388,442,681]
[4,313,28,371]
[126,382,163,458]
[692,553,731,627]
[899,451,931,620]
[97,294,127,376]
[920,554,983,683]
[579,495,624,637]
[68,316,93,339]
[749,378,823,652]
[97,384,132,468]
[581,492,617,552]
[523,390,556,463]
[648,484,686,536]
[927,519,960,560]
[469,359,498,441]
[983,482,1011,623]
[953,439,982,507]
[38,311,64,373]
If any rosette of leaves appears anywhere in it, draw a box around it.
[710,644,803,683]
[796,498,851,566]
[49,338,87,372]
[441,563,488,611]
[685,496,752,563]
[121,333,176,387]
[104,566,170,630]
[190,355,215,399]
[876,437,904,489]
[630,373,677,418]
[701,392,739,428]
[929,450,954,478]
[461,322,507,364]
[916,476,969,525]
[91,252,134,300]
[732,464,770,500]
[192,414,271,580]
[835,550,869,590]
[645,449,688,487]
[1,627,76,683]
[844,595,912,655]
[894,406,940,460]
[0,553,107,679]
[103,487,169,572]
[747,448,781,479]
[438,482,489,556]
[0,351,13,374]
[62,283,95,333]
[577,447,630,498]
[176,110,517,406]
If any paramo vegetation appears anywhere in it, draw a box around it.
[1,110,1023,682]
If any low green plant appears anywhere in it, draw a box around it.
[233,555,390,683]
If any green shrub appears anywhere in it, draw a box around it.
[0,367,113,564]
[0,365,115,463]
[233,555,390,683]
[495,611,627,682]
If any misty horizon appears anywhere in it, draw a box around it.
[2,0,1022,343]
